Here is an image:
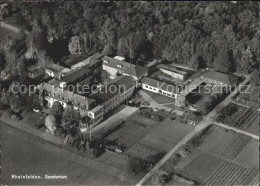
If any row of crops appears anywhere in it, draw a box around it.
[216,103,258,130]
[220,134,250,159]
[205,161,255,185]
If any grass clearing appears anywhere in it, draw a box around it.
[139,118,194,152]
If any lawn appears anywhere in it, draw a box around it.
[1,124,130,185]
[139,118,194,152]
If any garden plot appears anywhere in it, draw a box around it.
[216,103,258,131]
[220,133,251,160]
[180,152,224,184]
[193,126,237,155]
[233,139,259,168]
[205,161,256,185]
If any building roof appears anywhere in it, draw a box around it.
[89,76,136,103]
[60,65,92,83]
[102,56,131,71]
[38,82,96,109]
[114,76,136,90]
[91,53,104,59]
[59,55,88,67]
[102,55,147,78]
[123,65,148,79]
[201,71,239,85]
[46,63,66,72]
[89,85,120,103]
[141,77,178,94]
[27,64,41,72]
[157,64,188,75]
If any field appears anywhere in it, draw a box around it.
[104,110,194,160]
[216,103,258,134]
[1,124,130,185]
[158,125,258,185]
[205,161,258,185]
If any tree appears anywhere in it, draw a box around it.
[45,115,57,135]
[68,36,82,55]
[102,45,116,56]
[32,93,42,110]
[250,68,258,87]
[10,93,22,113]
[1,89,11,109]
[239,47,253,73]
[51,101,64,123]
[183,110,197,124]
[36,50,53,69]
[62,105,80,135]
[214,49,233,73]
[16,55,26,84]
[129,157,148,175]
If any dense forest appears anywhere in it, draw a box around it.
[4,2,260,73]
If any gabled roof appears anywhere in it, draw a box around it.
[102,56,132,72]
[37,82,96,109]
[201,71,239,85]
[114,76,136,90]
[102,55,147,78]
[123,65,148,79]
[141,77,177,94]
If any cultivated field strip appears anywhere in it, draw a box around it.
[237,168,258,185]
[218,103,258,130]
[205,161,248,185]
[220,134,250,159]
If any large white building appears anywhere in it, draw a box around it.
[37,83,103,127]
[141,77,178,98]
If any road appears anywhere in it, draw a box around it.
[213,122,259,140]
[1,121,130,185]
[136,73,253,186]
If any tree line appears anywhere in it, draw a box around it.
[11,1,258,73]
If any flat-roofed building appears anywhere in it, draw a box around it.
[157,64,189,80]
[141,77,178,98]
